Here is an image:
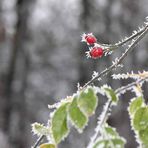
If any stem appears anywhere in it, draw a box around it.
[87,100,112,148]
[115,77,148,94]
[100,24,148,49]
[32,135,45,148]
[115,24,148,47]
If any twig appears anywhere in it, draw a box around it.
[82,24,148,90]
[32,135,45,148]
[115,24,148,47]
[115,77,148,94]
[87,99,112,148]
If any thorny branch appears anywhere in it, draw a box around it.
[115,77,148,94]
[87,99,112,148]
[32,23,148,148]
[98,24,148,51]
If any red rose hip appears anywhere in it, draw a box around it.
[85,34,97,45]
[90,47,103,59]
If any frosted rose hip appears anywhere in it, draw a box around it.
[85,35,97,45]
[82,33,97,45]
[90,47,103,59]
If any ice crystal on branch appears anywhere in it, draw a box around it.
[132,85,143,97]
[92,71,98,79]
[112,71,148,80]
[111,58,123,68]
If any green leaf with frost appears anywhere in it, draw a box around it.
[77,87,98,116]
[128,96,144,117]
[104,125,119,138]
[133,107,148,131]
[51,103,69,144]
[39,143,56,148]
[31,122,50,136]
[93,138,125,148]
[104,87,118,104]
[93,139,108,148]
[93,124,126,148]
[68,97,88,131]
[139,127,148,146]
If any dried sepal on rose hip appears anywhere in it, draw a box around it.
[81,33,97,45]
[86,45,104,59]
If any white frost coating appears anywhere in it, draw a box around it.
[112,71,148,80]
[93,86,105,96]
[132,86,143,97]
[48,95,73,109]
[87,100,111,148]
[92,71,99,79]
[85,51,91,58]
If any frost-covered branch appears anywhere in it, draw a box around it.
[82,24,148,90]
[32,135,45,148]
[87,99,112,148]
[115,77,148,96]
[115,24,148,47]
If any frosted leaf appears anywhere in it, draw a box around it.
[48,96,73,109]
[31,122,50,136]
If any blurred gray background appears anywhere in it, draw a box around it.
[0,0,148,148]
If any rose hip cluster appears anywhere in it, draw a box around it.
[82,33,104,59]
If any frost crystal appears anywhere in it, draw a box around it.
[92,71,98,79]
[112,71,148,80]
[77,82,82,90]
[112,58,119,66]
[81,33,87,42]
[85,51,91,58]
[93,86,105,95]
